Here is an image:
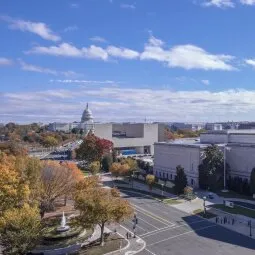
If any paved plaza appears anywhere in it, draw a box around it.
[120,190,255,255]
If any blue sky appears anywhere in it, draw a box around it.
[1,0,255,123]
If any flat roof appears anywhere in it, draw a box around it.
[202,129,255,135]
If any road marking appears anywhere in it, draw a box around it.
[144,248,157,255]
[140,218,207,238]
[147,224,216,247]
[129,221,147,231]
[138,217,160,230]
[133,204,174,226]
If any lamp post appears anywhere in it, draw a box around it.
[131,174,134,189]
[161,183,164,196]
[203,196,206,217]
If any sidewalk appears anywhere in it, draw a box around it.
[106,224,146,255]
[208,208,255,239]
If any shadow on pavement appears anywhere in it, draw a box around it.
[181,214,255,250]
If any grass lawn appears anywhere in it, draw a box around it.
[163,198,182,205]
[212,204,255,219]
[193,209,216,219]
[77,233,127,255]
[216,190,254,201]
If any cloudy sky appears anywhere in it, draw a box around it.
[1,0,255,123]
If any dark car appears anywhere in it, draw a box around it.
[208,193,214,199]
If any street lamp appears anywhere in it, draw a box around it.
[161,183,164,196]
[203,196,206,217]
[131,174,134,189]
[222,146,231,192]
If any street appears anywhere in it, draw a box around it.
[120,190,255,255]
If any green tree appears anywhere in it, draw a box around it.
[250,168,255,195]
[174,165,187,194]
[101,154,113,172]
[0,204,43,255]
[198,145,224,191]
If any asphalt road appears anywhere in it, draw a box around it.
[120,190,255,255]
[230,201,255,210]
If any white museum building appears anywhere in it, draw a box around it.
[153,130,255,188]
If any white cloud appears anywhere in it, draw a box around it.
[27,42,139,61]
[90,36,107,43]
[70,3,79,8]
[0,57,13,66]
[107,46,139,59]
[245,59,255,68]
[240,0,255,5]
[120,4,136,9]
[27,43,107,60]
[3,87,255,123]
[201,79,210,85]
[140,36,235,70]
[63,25,78,32]
[202,0,235,8]
[18,60,79,77]
[27,36,236,70]
[1,15,61,41]
[51,79,117,84]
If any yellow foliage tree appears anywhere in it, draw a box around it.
[74,186,133,246]
[0,153,30,214]
[0,204,43,255]
[89,161,101,175]
[146,174,155,191]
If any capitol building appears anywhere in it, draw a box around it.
[48,103,95,135]
[48,104,166,155]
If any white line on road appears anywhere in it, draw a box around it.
[144,248,157,255]
[147,224,216,247]
[133,204,174,226]
[140,226,171,237]
[143,220,211,238]
[138,217,160,230]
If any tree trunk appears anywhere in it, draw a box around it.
[100,222,105,246]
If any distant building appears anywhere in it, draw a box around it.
[153,130,255,188]
[48,104,166,154]
[205,123,223,131]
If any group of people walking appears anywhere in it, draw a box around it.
[215,216,235,225]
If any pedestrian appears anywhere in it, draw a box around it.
[232,218,234,225]
[126,232,129,239]
[221,218,223,224]
[216,217,218,223]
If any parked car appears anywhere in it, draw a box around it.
[208,193,214,199]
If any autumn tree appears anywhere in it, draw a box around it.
[0,204,43,255]
[0,153,30,214]
[42,136,58,147]
[121,158,138,173]
[89,161,101,175]
[146,174,155,191]
[174,165,187,194]
[39,160,82,215]
[110,162,131,179]
[76,134,113,163]
[74,186,133,246]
